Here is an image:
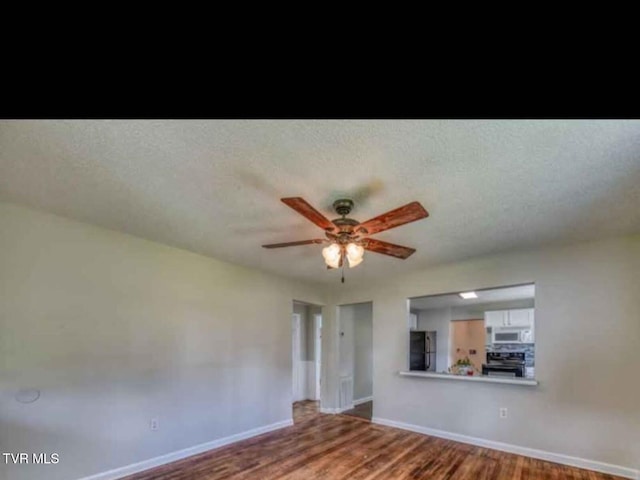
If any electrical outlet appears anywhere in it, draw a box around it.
[150,417,159,431]
[499,407,508,419]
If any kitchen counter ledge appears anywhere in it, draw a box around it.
[398,371,538,386]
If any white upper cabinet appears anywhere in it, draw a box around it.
[485,310,508,327]
[508,309,532,327]
[485,308,534,328]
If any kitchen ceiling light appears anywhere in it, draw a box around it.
[459,291,478,299]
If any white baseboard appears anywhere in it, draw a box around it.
[78,419,294,480]
[321,397,371,414]
[353,396,373,406]
[372,417,638,480]
[320,405,354,414]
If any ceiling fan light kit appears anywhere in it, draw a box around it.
[321,241,364,270]
[322,243,342,269]
[345,243,364,268]
[263,196,429,282]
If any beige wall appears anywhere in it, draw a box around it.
[0,203,326,480]
[450,319,485,372]
[325,235,640,472]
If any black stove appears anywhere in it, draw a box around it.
[482,352,525,378]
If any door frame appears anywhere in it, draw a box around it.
[292,313,303,402]
[314,313,322,401]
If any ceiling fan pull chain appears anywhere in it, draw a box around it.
[341,264,345,283]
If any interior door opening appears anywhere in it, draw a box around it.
[337,301,373,421]
[292,301,323,422]
[292,313,303,403]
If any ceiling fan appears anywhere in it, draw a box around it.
[262,197,429,280]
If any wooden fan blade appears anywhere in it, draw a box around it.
[281,197,335,231]
[262,239,326,249]
[357,201,428,235]
[364,238,416,259]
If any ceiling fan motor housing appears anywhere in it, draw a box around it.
[333,199,354,216]
[330,199,365,237]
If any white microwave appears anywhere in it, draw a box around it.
[492,327,533,344]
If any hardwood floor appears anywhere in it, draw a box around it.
[124,400,624,480]
[293,399,321,423]
[341,400,372,421]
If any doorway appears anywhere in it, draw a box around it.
[314,313,322,401]
[292,301,323,420]
[292,313,304,402]
[337,301,373,421]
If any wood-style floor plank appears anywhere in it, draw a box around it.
[340,400,372,421]
[123,401,626,480]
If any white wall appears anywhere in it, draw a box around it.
[337,306,355,379]
[307,305,321,361]
[2,201,639,478]
[325,235,640,473]
[292,303,321,401]
[337,302,373,404]
[416,308,451,374]
[309,306,322,401]
[293,303,309,361]
[353,303,373,401]
[0,203,326,480]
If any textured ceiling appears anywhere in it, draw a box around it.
[1,120,639,285]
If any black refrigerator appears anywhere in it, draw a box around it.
[409,331,437,371]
